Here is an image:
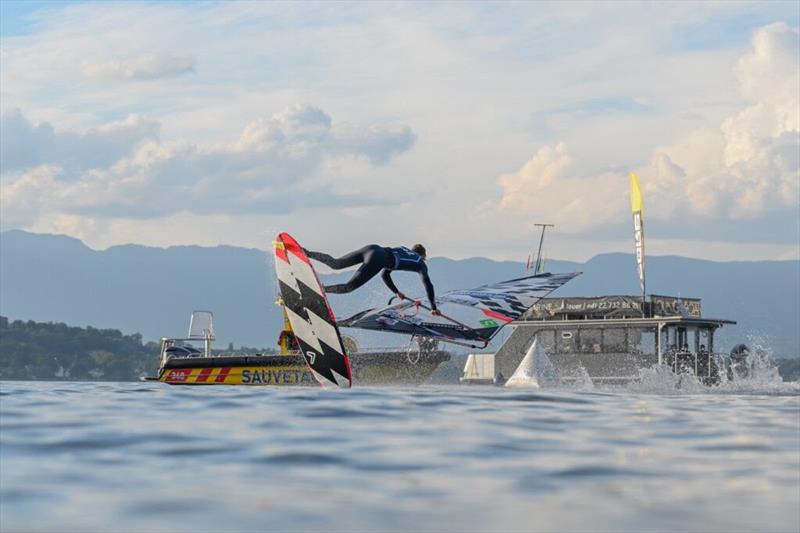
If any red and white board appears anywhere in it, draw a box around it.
[273,232,352,388]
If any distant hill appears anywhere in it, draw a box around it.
[1,230,798,356]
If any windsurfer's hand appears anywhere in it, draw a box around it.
[431,309,442,316]
[396,292,406,301]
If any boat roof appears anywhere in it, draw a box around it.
[524,294,707,321]
[515,316,736,328]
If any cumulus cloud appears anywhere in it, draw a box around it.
[658,22,799,219]
[240,106,331,145]
[490,22,799,233]
[81,54,196,81]
[487,143,624,231]
[0,109,160,175]
[332,125,417,165]
[0,104,414,226]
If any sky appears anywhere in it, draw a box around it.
[0,1,798,262]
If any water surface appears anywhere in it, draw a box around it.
[1,381,798,532]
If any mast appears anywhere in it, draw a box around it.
[533,223,554,274]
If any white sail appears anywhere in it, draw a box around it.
[505,336,560,388]
[460,353,495,382]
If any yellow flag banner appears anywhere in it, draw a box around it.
[629,172,646,296]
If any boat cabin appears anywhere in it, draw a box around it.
[493,295,735,384]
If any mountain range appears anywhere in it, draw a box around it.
[1,230,797,356]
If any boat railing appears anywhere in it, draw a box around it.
[160,310,217,366]
[661,349,729,379]
[159,335,214,366]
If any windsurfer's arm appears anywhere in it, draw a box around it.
[419,271,437,311]
[381,269,401,297]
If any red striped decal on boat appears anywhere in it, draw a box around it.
[195,367,214,383]
[214,367,232,383]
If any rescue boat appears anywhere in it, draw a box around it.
[149,309,449,386]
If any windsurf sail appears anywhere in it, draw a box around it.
[339,271,580,347]
[629,172,646,300]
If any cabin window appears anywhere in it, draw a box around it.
[556,330,576,353]
[578,328,601,353]
[604,328,627,353]
[635,329,654,355]
[535,330,557,353]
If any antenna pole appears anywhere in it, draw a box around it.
[533,223,554,274]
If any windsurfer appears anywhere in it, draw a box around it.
[305,244,440,315]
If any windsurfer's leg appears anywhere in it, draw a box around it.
[306,245,377,270]
[324,247,392,293]
[325,262,384,294]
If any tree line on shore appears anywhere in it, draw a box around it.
[0,316,275,381]
[0,316,160,381]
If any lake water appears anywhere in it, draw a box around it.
[1,378,798,532]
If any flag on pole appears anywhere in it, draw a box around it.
[630,172,646,297]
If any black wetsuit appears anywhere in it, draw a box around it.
[306,245,437,310]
